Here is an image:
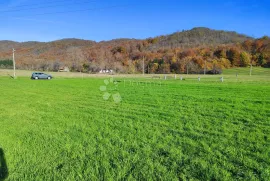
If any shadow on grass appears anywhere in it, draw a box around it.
[0,148,8,181]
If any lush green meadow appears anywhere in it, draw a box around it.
[0,70,270,180]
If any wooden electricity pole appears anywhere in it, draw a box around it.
[143,56,145,75]
[250,61,253,76]
[204,60,206,75]
[13,48,16,78]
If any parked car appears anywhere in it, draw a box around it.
[31,72,53,80]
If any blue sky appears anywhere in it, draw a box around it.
[0,0,269,42]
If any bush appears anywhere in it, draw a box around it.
[0,59,13,69]
[207,68,223,74]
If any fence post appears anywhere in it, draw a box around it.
[220,77,224,82]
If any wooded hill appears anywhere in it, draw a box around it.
[0,27,269,74]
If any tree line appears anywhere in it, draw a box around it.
[68,36,269,74]
[0,59,13,69]
[0,28,269,74]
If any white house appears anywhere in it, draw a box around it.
[59,66,70,72]
[99,69,113,74]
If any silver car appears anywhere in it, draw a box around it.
[31,72,53,80]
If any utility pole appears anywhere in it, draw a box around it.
[142,56,145,75]
[250,61,253,76]
[204,60,206,75]
[13,48,16,78]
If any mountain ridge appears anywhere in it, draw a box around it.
[0,27,268,73]
[0,27,253,44]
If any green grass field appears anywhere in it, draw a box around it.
[0,69,270,180]
[223,67,270,76]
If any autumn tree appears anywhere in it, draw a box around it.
[240,51,251,67]
[219,58,231,69]
[66,47,85,71]
[214,49,226,59]
[149,63,159,73]
[242,40,253,52]
[257,53,266,66]
[1,29,269,73]
[227,48,240,66]
[159,63,171,74]
[53,61,62,71]
[111,46,127,54]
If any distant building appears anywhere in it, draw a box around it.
[59,66,70,72]
[99,69,113,74]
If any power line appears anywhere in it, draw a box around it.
[2,0,76,8]
[0,1,98,13]
[9,5,130,18]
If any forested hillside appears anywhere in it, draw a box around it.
[0,27,269,73]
